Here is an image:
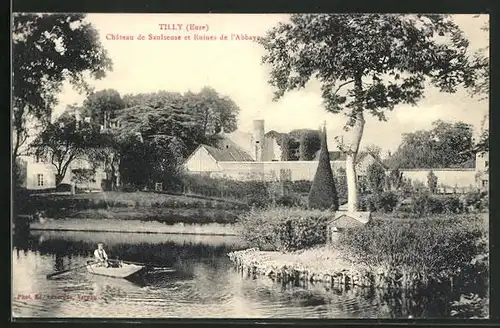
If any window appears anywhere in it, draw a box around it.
[37,174,44,187]
[485,161,489,168]
[482,180,488,187]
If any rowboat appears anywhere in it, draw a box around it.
[86,260,147,279]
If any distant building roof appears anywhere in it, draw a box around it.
[198,136,255,162]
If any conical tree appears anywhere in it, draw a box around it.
[308,126,339,210]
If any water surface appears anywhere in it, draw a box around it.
[12,230,483,318]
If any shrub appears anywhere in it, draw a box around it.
[338,214,487,281]
[442,196,463,214]
[56,183,73,193]
[374,191,399,213]
[427,171,438,193]
[287,180,312,194]
[308,127,338,210]
[119,183,137,192]
[367,162,386,194]
[276,194,304,208]
[334,169,348,205]
[239,207,330,251]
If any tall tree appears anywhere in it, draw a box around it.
[387,120,475,168]
[82,89,125,129]
[31,107,106,186]
[81,89,126,189]
[12,13,112,160]
[259,14,480,212]
[308,126,338,210]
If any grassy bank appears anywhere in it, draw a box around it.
[232,208,488,291]
[18,191,249,225]
[30,219,240,236]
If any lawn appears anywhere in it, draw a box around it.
[18,191,249,225]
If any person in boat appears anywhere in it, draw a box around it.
[94,243,109,267]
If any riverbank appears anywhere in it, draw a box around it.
[30,218,240,236]
[228,246,394,288]
[231,209,489,291]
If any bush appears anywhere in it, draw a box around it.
[56,183,73,193]
[338,214,487,281]
[374,191,399,213]
[276,194,304,208]
[442,196,463,214]
[239,207,330,251]
[358,191,399,213]
[286,180,312,194]
[119,183,137,192]
[403,193,468,217]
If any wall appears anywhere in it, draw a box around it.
[184,146,222,172]
[23,155,105,190]
[399,169,478,190]
[213,160,347,181]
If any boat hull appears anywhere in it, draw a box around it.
[86,261,146,279]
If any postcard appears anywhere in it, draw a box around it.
[12,13,489,319]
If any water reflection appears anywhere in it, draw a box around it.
[12,231,486,318]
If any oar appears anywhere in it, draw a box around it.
[46,261,94,279]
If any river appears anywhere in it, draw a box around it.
[12,230,483,319]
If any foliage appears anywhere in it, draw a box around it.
[308,127,339,210]
[239,207,330,251]
[31,107,107,186]
[13,158,27,189]
[82,89,125,128]
[178,174,270,206]
[386,168,404,191]
[267,129,321,161]
[338,214,487,282]
[109,88,241,188]
[260,14,482,211]
[359,191,399,213]
[334,168,349,205]
[12,13,112,159]
[386,120,476,169]
[367,162,386,194]
[427,170,438,193]
[450,293,489,319]
[71,168,96,186]
[398,192,467,217]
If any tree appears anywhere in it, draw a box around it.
[82,89,125,129]
[386,168,404,191]
[260,14,481,212]
[12,13,112,160]
[427,170,438,193]
[31,107,105,186]
[366,162,386,194]
[81,89,126,189]
[387,120,475,168]
[308,126,338,210]
[292,129,321,160]
[71,168,96,191]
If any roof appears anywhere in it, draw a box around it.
[201,141,254,162]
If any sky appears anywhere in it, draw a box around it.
[53,13,489,154]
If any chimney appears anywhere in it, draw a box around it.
[253,120,265,161]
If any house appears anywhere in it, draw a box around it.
[19,113,108,191]
[19,153,106,191]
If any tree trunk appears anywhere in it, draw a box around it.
[347,76,366,213]
[55,173,64,187]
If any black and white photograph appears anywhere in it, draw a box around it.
[12,13,489,319]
